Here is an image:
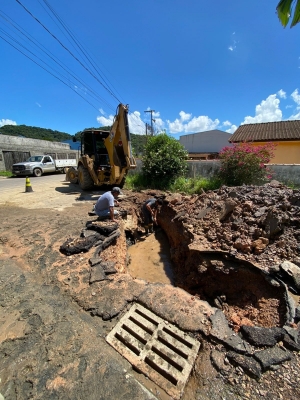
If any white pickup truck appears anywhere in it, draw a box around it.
[12,155,77,177]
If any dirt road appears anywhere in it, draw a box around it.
[0,176,299,400]
[0,174,97,210]
[0,176,159,399]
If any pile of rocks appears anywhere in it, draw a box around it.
[166,181,300,293]
[60,220,121,284]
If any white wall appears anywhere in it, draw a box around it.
[179,130,232,153]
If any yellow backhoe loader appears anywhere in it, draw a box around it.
[67,103,136,190]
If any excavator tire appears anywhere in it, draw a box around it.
[78,165,94,190]
[67,167,78,184]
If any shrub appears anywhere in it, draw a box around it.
[142,134,188,189]
[218,142,276,186]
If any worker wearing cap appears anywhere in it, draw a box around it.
[94,187,122,221]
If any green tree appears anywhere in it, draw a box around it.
[142,134,188,188]
[277,0,300,27]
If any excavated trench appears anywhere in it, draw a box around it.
[127,228,175,285]
[125,200,291,331]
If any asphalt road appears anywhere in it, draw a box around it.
[0,173,66,190]
[0,173,100,210]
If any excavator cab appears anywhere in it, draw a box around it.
[69,104,136,190]
[81,130,110,166]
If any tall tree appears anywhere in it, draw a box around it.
[277,0,300,27]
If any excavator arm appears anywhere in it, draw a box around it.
[104,104,136,184]
[71,103,137,190]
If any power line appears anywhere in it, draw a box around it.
[0,10,115,111]
[16,0,121,104]
[39,0,123,103]
[0,32,100,111]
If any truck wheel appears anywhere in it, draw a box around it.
[78,166,94,190]
[33,168,42,177]
[67,167,78,184]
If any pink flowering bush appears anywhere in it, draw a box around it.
[218,142,276,186]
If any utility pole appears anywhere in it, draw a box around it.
[144,109,155,136]
[145,123,148,143]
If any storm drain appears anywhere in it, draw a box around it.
[106,304,200,399]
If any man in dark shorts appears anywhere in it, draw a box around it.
[141,198,162,235]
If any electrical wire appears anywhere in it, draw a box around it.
[0,31,101,111]
[16,0,122,104]
[39,0,124,103]
[0,10,115,111]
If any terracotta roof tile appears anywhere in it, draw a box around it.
[229,120,300,142]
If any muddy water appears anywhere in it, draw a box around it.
[128,228,175,285]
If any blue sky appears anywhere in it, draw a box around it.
[1,0,300,139]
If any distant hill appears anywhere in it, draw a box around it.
[131,133,147,156]
[0,124,72,142]
[0,124,147,155]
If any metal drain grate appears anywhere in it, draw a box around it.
[106,304,200,399]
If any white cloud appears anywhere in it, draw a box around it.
[288,89,300,120]
[289,111,300,120]
[179,111,191,121]
[152,117,164,132]
[242,94,282,124]
[0,119,17,127]
[96,114,114,126]
[128,111,146,135]
[97,111,146,134]
[277,89,286,99]
[226,125,237,134]
[95,88,300,138]
[167,112,219,134]
[222,120,232,127]
[228,32,238,52]
[99,108,105,115]
[291,88,300,105]
[36,102,41,108]
[167,118,184,133]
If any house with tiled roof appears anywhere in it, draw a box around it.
[229,120,300,164]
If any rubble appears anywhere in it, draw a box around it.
[2,181,300,399]
[164,183,300,273]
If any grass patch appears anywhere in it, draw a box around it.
[124,173,150,191]
[170,176,222,193]
[285,180,300,189]
[125,173,222,193]
[0,170,13,177]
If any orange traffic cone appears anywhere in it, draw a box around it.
[25,176,33,193]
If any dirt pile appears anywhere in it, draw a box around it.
[164,181,300,270]
[1,182,300,399]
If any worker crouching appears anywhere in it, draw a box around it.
[142,198,163,235]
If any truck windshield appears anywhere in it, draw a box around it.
[27,156,43,162]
